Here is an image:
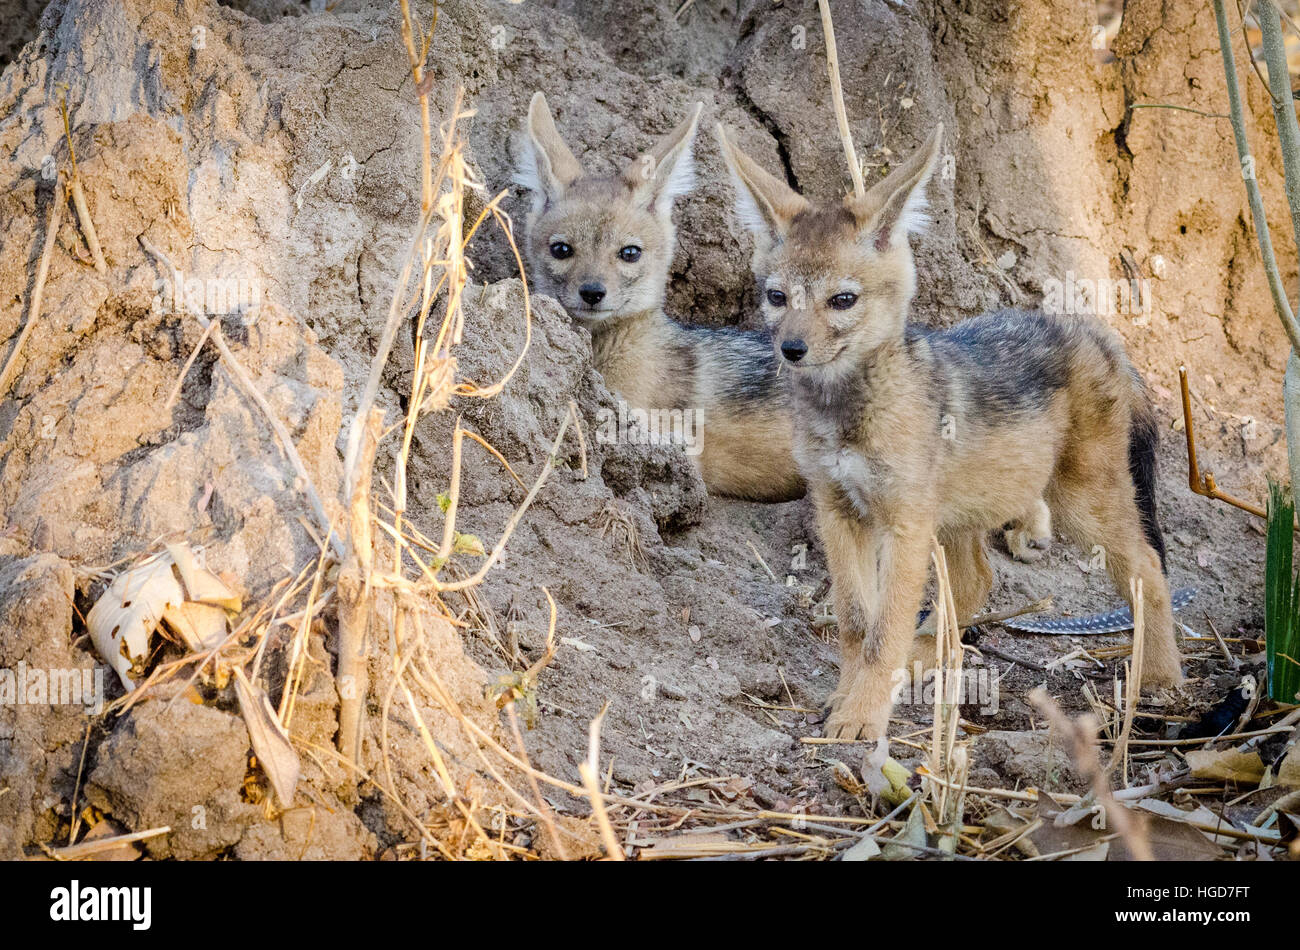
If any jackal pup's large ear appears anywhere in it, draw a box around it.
[515,91,584,213]
[623,102,703,217]
[714,124,808,256]
[846,124,944,252]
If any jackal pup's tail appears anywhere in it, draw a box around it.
[1127,376,1166,572]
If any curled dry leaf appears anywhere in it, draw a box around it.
[166,543,241,611]
[87,555,183,690]
[87,543,242,690]
[830,759,865,796]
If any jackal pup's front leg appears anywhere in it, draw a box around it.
[818,498,934,741]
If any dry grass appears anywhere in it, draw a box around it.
[55,5,1300,863]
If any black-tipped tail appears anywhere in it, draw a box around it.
[1128,400,1167,573]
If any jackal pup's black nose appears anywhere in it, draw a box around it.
[579,283,606,306]
[780,339,808,363]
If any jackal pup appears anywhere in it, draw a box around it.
[516,92,802,501]
[717,123,1183,741]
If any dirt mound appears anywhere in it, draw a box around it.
[0,0,1290,858]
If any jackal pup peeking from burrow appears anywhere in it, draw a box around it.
[717,123,1183,741]
[515,92,803,502]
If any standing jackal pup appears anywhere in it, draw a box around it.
[516,92,803,502]
[717,123,1184,741]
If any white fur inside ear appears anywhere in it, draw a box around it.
[893,189,932,239]
[727,167,771,237]
[655,142,696,208]
[511,135,552,213]
[874,167,935,248]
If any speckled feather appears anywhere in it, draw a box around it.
[999,586,1197,636]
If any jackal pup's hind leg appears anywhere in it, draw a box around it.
[1047,463,1183,689]
[907,530,992,670]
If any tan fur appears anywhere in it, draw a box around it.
[718,124,1184,742]
[519,93,803,501]
[520,97,1057,540]
[1004,498,1052,561]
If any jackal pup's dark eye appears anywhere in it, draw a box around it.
[549,241,573,260]
[619,245,642,263]
[829,292,858,311]
[766,289,788,307]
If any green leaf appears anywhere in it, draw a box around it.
[1265,479,1300,702]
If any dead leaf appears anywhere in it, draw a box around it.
[1276,746,1300,787]
[88,544,240,688]
[1224,786,1295,827]
[841,835,882,861]
[161,601,228,652]
[1124,800,1225,858]
[882,802,927,860]
[232,667,300,808]
[982,805,1039,857]
[87,554,184,689]
[1031,804,1110,858]
[1185,747,1265,784]
[1062,840,1110,861]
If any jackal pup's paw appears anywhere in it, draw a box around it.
[1004,524,1050,562]
[824,709,872,741]
[1004,499,1053,562]
[823,689,891,741]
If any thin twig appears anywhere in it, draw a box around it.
[58,88,106,273]
[817,0,864,196]
[338,408,381,761]
[434,404,581,592]
[1236,0,1279,102]
[163,317,218,410]
[504,701,569,860]
[1106,578,1144,784]
[44,826,170,860]
[965,596,1052,629]
[0,178,64,399]
[975,643,1048,672]
[1179,364,1267,518]
[1127,102,1229,119]
[1256,1,1300,274]
[67,722,92,847]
